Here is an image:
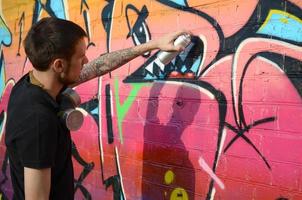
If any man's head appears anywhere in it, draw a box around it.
[24,17,87,72]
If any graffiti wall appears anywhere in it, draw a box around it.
[0,0,301,199]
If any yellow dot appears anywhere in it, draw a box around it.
[170,188,189,200]
[164,170,175,185]
[280,17,289,24]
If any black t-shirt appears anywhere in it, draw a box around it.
[5,73,74,200]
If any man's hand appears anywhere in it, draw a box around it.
[152,30,191,52]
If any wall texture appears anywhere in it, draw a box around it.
[0,0,301,199]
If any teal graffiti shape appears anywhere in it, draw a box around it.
[0,52,5,98]
[0,16,12,46]
[160,0,187,6]
[35,0,67,20]
[258,10,302,42]
[48,0,67,19]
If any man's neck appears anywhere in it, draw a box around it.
[32,69,63,99]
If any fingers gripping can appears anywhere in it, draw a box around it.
[157,34,191,65]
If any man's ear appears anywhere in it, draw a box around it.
[52,58,66,73]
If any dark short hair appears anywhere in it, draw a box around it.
[24,17,87,71]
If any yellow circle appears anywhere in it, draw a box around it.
[170,188,189,200]
[164,170,175,185]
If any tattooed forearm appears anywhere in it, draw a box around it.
[72,41,158,87]
[94,47,138,76]
[76,63,98,85]
[75,48,139,85]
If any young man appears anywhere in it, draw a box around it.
[5,17,188,200]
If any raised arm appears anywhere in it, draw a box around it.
[71,30,189,87]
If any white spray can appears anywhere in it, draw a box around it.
[157,33,191,65]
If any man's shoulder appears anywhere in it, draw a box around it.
[10,74,54,108]
[12,73,39,96]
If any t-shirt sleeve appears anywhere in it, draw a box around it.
[17,110,58,169]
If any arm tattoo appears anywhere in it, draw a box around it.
[94,48,137,76]
[75,44,154,86]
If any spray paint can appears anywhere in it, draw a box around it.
[157,33,191,65]
[61,88,81,107]
[61,108,84,131]
[58,88,84,131]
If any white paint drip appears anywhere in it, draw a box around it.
[198,156,225,190]
[210,187,216,200]
[108,0,117,53]
[115,147,127,200]
[110,89,114,117]
[218,128,227,161]
[98,79,104,164]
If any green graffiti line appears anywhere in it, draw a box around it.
[114,78,149,144]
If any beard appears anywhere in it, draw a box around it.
[58,72,76,86]
[58,63,78,86]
